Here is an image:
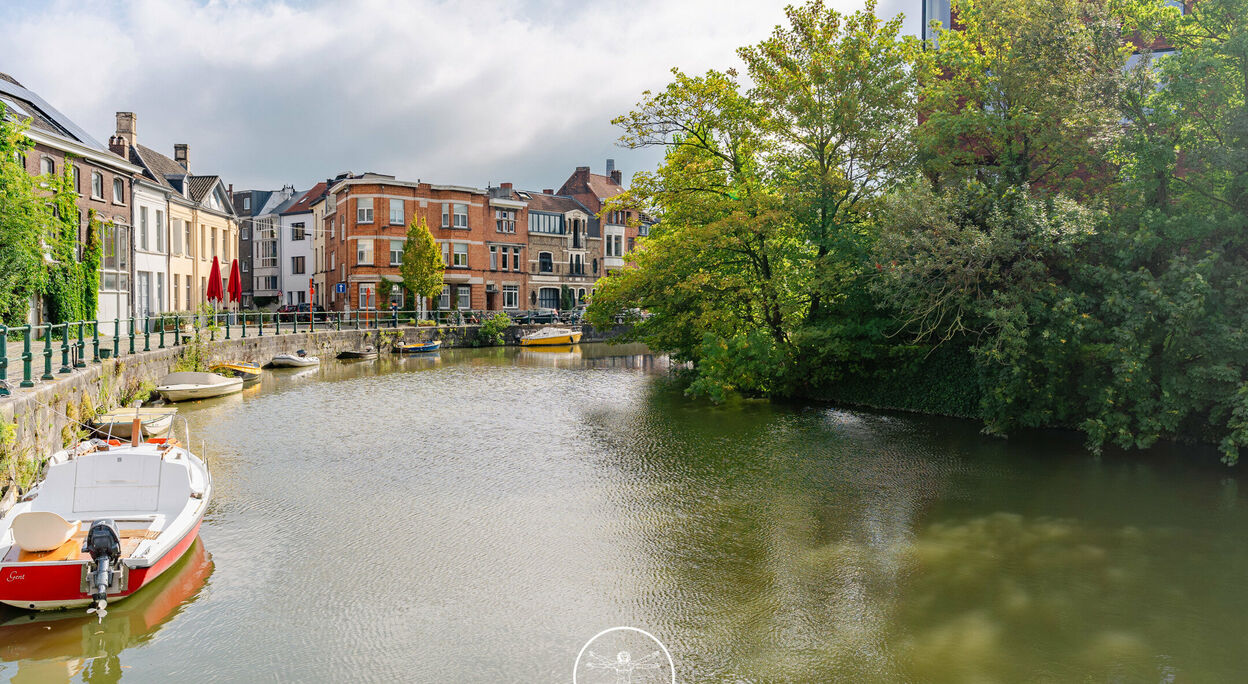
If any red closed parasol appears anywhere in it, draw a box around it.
[227,259,242,304]
[206,256,224,304]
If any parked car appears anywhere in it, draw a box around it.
[277,303,327,322]
[515,308,561,324]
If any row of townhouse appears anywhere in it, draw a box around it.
[298,160,651,315]
[2,72,240,325]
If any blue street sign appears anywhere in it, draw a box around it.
[335,282,346,294]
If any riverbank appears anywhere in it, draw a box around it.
[0,323,625,512]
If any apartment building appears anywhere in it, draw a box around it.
[1,74,142,324]
[245,186,298,306]
[556,159,649,276]
[279,183,327,306]
[323,174,528,314]
[513,189,598,309]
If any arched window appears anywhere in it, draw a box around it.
[72,165,80,194]
[539,252,553,273]
[40,156,54,175]
[592,258,598,275]
[113,177,124,203]
[91,172,103,199]
[578,288,586,303]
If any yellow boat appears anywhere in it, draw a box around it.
[519,327,583,346]
[209,361,262,381]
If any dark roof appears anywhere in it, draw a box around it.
[129,146,175,190]
[523,192,590,215]
[233,189,274,217]
[187,175,219,202]
[135,143,188,181]
[0,72,113,154]
[281,182,327,215]
[586,173,625,201]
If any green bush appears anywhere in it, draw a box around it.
[476,312,512,347]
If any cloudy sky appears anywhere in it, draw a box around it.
[0,0,917,193]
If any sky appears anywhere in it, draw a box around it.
[0,0,917,193]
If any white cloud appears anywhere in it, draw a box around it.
[0,0,916,191]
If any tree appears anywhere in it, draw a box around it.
[376,276,395,309]
[399,215,444,311]
[0,109,50,326]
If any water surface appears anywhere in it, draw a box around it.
[2,343,1245,682]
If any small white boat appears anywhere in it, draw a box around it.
[520,327,583,346]
[271,351,320,368]
[92,407,177,440]
[155,372,243,402]
[0,429,211,613]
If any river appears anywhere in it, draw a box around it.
[1,343,1245,682]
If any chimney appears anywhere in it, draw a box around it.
[174,144,189,170]
[574,165,590,186]
[606,158,615,175]
[543,189,553,195]
[108,134,128,159]
[115,112,136,146]
[610,169,623,186]
[500,182,513,195]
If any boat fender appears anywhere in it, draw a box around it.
[83,519,121,617]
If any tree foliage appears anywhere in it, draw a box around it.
[399,215,444,306]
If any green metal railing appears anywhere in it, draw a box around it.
[1,308,575,397]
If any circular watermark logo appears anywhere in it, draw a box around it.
[574,626,675,684]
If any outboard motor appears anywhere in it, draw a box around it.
[83,519,121,617]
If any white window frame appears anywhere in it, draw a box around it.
[457,285,471,310]
[438,284,450,309]
[156,210,165,252]
[139,206,149,250]
[503,284,518,309]
[390,239,403,266]
[452,242,468,268]
[113,177,125,204]
[389,199,404,225]
[91,172,103,200]
[357,197,374,224]
[357,238,374,265]
[489,245,498,270]
[453,203,468,229]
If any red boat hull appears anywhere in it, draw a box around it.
[0,520,203,611]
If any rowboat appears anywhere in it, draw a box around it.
[209,361,262,381]
[270,351,319,367]
[394,340,441,354]
[337,347,378,360]
[0,424,211,614]
[155,372,243,402]
[520,327,583,346]
[92,407,177,440]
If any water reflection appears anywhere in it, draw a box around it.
[0,540,213,684]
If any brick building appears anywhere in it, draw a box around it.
[1,73,141,324]
[556,159,650,276]
[322,174,529,314]
[513,189,598,310]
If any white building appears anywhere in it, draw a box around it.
[129,176,171,319]
[249,185,296,306]
[278,184,326,306]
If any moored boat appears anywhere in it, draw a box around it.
[337,346,378,360]
[0,427,211,614]
[270,350,319,367]
[155,372,243,402]
[520,327,583,346]
[209,361,262,382]
[393,340,441,354]
[92,407,177,440]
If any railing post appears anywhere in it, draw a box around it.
[21,326,34,387]
[92,321,101,362]
[59,323,72,374]
[114,319,120,357]
[128,318,136,355]
[242,312,248,338]
[335,311,341,331]
[293,310,299,334]
[392,310,398,328]
[259,312,264,337]
[159,316,166,349]
[143,316,151,352]
[275,311,280,335]
[0,325,7,396]
[76,321,86,367]
[225,311,232,340]
[310,311,315,333]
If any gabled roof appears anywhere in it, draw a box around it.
[586,174,625,201]
[281,182,327,215]
[523,192,591,215]
[0,72,108,151]
[128,146,175,191]
[134,143,188,182]
[187,175,218,202]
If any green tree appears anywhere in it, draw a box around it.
[0,109,50,325]
[376,276,395,309]
[399,215,444,310]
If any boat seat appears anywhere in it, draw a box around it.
[11,511,81,552]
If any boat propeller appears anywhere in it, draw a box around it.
[82,519,121,619]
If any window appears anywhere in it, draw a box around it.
[512,248,519,271]
[292,256,305,274]
[40,156,53,175]
[200,225,206,258]
[457,285,471,310]
[357,238,374,265]
[328,217,334,239]
[330,251,335,271]
[452,242,468,267]
[173,274,180,309]
[211,228,217,259]
[186,278,192,308]
[156,210,165,252]
[495,209,515,233]
[443,203,468,228]
[628,237,635,253]
[538,252,553,273]
[358,284,375,309]
[185,221,192,256]
[578,288,586,303]
[156,273,165,314]
[113,177,124,204]
[357,197,374,223]
[91,172,103,199]
[390,239,403,266]
[99,223,130,293]
[388,288,404,309]
[441,242,449,266]
[389,199,404,225]
[72,165,80,194]
[242,260,249,272]
[499,246,509,271]
[139,207,149,250]
[291,223,306,240]
[539,287,560,309]
[243,196,250,210]
[606,233,624,257]
[490,245,498,270]
[438,285,450,309]
[503,285,518,309]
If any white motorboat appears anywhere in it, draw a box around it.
[0,425,211,613]
[270,351,319,368]
[520,327,583,346]
[154,372,243,402]
[92,407,177,440]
